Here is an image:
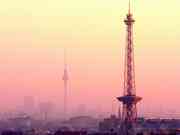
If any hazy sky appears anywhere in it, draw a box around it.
[0,0,180,118]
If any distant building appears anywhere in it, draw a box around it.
[23,96,35,116]
[63,116,99,131]
[54,131,87,135]
[99,115,120,132]
[39,102,54,121]
[8,114,32,130]
[76,105,87,116]
[135,118,180,135]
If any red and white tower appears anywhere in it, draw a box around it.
[117,1,142,134]
[62,48,68,119]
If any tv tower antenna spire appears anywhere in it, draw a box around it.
[62,48,69,119]
[117,0,142,134]
[128,0,131,14]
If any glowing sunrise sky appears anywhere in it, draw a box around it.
[0,0,180,118]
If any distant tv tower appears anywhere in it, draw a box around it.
[117,0,142,135]
[62,48,69,119]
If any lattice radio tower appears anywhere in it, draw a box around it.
[117,0,142,134]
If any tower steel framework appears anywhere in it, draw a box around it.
[117,1,142,135]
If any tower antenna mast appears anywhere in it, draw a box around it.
[128,0,131,14]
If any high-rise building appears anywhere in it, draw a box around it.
[23,96,35,116]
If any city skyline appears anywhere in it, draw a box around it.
[0,0,179,118]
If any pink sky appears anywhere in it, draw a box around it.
[0,0,180,118]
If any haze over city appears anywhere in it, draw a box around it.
[0,0,180,119]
